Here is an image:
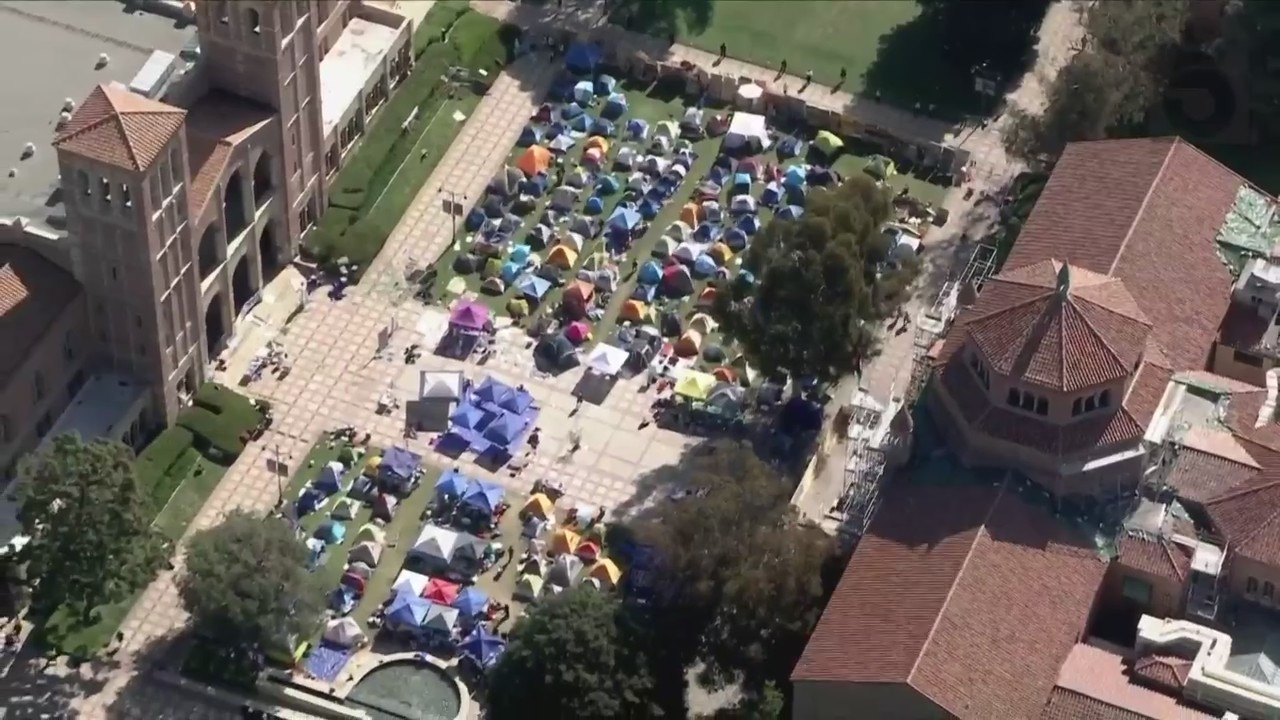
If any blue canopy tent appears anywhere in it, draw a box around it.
[436,468,469,502]
[514,274,552,302]
[732,172,752,191]
[778,205,804,221]
[453,587,491,618]
[549,134,576,153]
[459,627,507,668]
[465,208,486,232]
[573,80,595,104]
[627,118,649,140]
[724,228,749,251]
[569,114,594,133]
[693,254,718,277]
[461,480,506,515]
[591,118,615,136]
[380,446,422,483]
[565,42,602,75]
[595,175,621,195]
[638,260,663,284]
[450,404,489,431]
[386,594,432,632]
[500,387,534,415]
[561,103,585,120]
[518,125,544,147]
[760,182,782,206]
[474,377,517,408]
[316,520,346,545]
[639,197,663,220]
[584,196,606,215]
[500,260,523,283]
[602,92,627,119]
[510,244,532,264]
[482,413,526,448]
[595,74,618,95]
[783,165,807,188]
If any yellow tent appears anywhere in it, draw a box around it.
[674,370,716,400]
[364,454,382,477]
[589,558,622,588]
[620,299,649,322]
[679,203,704,226]
[522,493,555,520]
[674,329,703,358]
[710,242,733,264]
[516,145,553,176]
[547,244,579,269]
[550,528,582,556]
[814,130,844,157]
[585,136,610,153]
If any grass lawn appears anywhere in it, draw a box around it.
[153,457,227,542]
[615,0,981,116]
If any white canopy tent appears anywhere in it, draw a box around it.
[392,569,430,598]
[584,344,628,377]
[410,524,460,564]
[724,112,772,150]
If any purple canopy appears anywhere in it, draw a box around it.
[450,300,490,331]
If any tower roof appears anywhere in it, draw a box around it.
[53,83,186,172]
[965,260,1152,392]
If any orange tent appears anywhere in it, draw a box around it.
[679,203,703,226]
[584,136,610,153]
[516,145,552,176]
[620,300,648,322]
[713,366,738,383]
[565,280,595,305]
[547,245,578,269]
[698,286,718,307]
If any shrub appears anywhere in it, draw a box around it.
[135,426,195,494]
[178,407,245,462]
[193,383,262,432]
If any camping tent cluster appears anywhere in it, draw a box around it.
[383,569,495,645]
[407,522,497,577]
[514,494,624,604]
[438,377,539,468]
[433,466,510,532]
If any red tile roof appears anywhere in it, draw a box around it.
[53,84,186,171]
[1164,446,1259,503]
[0,245,82,383]
[1131,654,1193,692]
[1051,643,1213,720]
[1116,534,1191,582]
[181,91,274,221]
[792,481,1106,719]
[1041,689,1160,720]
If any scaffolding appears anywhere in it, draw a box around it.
[906,243,999,403]
[835,391,890,540]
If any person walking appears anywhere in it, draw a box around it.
[839,67,847,82]
[780,58,788,75]
[718,42,727,59]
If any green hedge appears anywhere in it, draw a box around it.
[193,382,264,432]
[178,407,245,461]
[135,426,196,505]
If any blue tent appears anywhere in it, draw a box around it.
[602,93,627,119]
[510,244,532,264]
[519,175,549,197]
[738,215,762,235]
[314,461,343,495]
[591,118,615,136]
[500,388,534,415]
[569,114,593,132]
[453,587,491,617]
[595,175,621,195]
[435,468,469,502]
[514,273,551,301]
[778,136,805,159]
[459,626,507,668]
[738,270,756,286]
[465,208,486,232]
[450,404,488,431]
[518,125,544,147]
[561,103,585,120]
[627,118,649,140]
[501,260,523,283]
[461,480,506,515]
[565,42,602,74]
[295,488,322,517]
[761,182,782,206]
[482,413,526,447]
[631,283,657,302]
[639,197,663,220]
[573,80,595,104]
[778,205,804,220]
[387,594,432,631]
[547,121,569,139]
[584,196,606,215]
[549,134,576,153]
[380,446,421,482]
[732,173,752,190]
[783,166,807,188]
[550,76,576,102]
[596,75,618,95]
[724,228,749,251]
[694,223,722,242]
[693,254,718,277]
[475,377,517,408]
[638,260,663,284]
[316,520,346,545]
[608,206,641,232]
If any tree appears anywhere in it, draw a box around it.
[179,511,322,655]
[18,434,163,624]
[703,682,786,720]
[1004,0,1189,161]
[712,175,911,387]
[488,589,661,720]
[1222,0,1280,138]
[916,0,1050,80]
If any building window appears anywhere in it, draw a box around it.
[1267,582,1276,600]
[121,184,132,208]
[1085,395,1097,413]
[1020,391,1035,412]
[78,171,91,196]
[1099,389,1111,408]
[33,371,46,402]
[1235,349,1266,367]
[99,177,112,205]
[968,353,989,389]
[1006,388,1020,408]
[1072,397,1083,417]
[1248,576,1260,595]
[1034,397,1048,416]
[35,413,53,439]
[247,7,262,34]
[1121,576,1153,605]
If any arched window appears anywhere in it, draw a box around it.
[77,171,90,196]
[1266,581,1276,600]
[1248,576,1260,595]
[247,7,262,35]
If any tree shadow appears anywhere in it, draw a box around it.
[0,642,117,719]
[102,630,244,720]
[610,0,714,38]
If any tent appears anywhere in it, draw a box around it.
[476,377,516,410]
[573,80,595,104]
[517,125,544,147]
[569,216,599,237]
[679,203,704,226]
[549,554,585,587]
[450,404,489,432]
[373,493,398,522]
[689,312,719,334]
[561,103,585,120]
[682,106,704,127]
[615,146,638,169]
[547,244,578,269]
[551,186,579,211]
[514,574,544,602]
[411,525,460,565]
[314,461,344,496]
[482,413,527,448]
[417,371,463,402]
[585,343,628,377]
[865,154,898,180]
[327,498,357,523]
[673,241,708,263]
[778,204,804,221]
[506,274,548,305]
[738,215,762,235]
[569,113,594,133]
[607,206,641,236]
[709,242,734,264]
[662,264,694,295]
[594,119,616,140]
[522,493,555,520]
[730,194,758,214]
[459,626,506,668]
[549,134,576,153]
[316,520,346,545]
[639,197,663,220]
[324,617,367,648]
[449,299,490,331]
[516,145,553,176]
[435,468,469,504]
[693,254,718,277]
[565,42,602,74]
[674,330,705,359]
[784,165,807,187]
[535,334,579,369]
[392,570,430,599]
[652,237,677,258]
[620,299,650,323]
[549,527,582,556]
[626,118,649,140]
[725,112,772,150]
[489,165,523,196]
[595,175,621,196]
[461,480,506,515]
[356,523,386,546]
[500,260,524,284]
[380,446,421,485]
[558,231,586,252]
[577,540,602,562]
[697,285,718,307]
[453,587,491,618]
[585,136,609,153]
[761,182,782,206]
[565,279,595,307]
[626,171,650,193]
[814,130,844,157]
[709,383,747,414]
[565,320,592,344]
[565,167,590,189]
[424,578,461,605]
[654,120,679,140]
[603,92,627,118]
[638,260,663,284]
[589,558,623,588]
[386,593,432,631]
[349,540,383,567]
[675,369,716,399]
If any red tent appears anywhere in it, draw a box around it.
[340,572,367,595]
[576,540,602,561]
[423,577,460,604]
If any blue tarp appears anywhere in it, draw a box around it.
[386,594,432,631]
[450,404,489,431]
[459,626,507,668]
[627,119,649,140]
[475,377,517,407]
[453,587,490,617]
[483,413,526,447]
[518,125,544,147]
[380,446,422,481]
[778,205,804,220]
[565,42,602,74]
[436,468,469,501]
[515,273,552,301]
[638,260,663,284]
[608,207,641,231]
[461,480,506,514]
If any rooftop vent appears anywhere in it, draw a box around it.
[96,53,110,69]
[62,98,75,112]
[20,143,35,160]
[57,111,72,127]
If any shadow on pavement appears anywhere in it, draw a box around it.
[103,631,242,720]
[0,644,115,719]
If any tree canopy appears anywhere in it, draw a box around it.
[18,434,163,623]
[712,175,912,387]
[488,588,661,720]
[1004,0,1189,161]
[179,511,322,654]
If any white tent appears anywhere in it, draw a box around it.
[585,344,628,377]
[551,186,580,211]
[417,371,463,401]
[664,221,693,242]
[392,569,430,598]
[730,194,758,214]
[725,112,772,150]
[349,540,383,567]
[323,617,367,648]
[654,120,679,139]
[616,146,638,169]
[548,554,585,588]
[411,525,460,564]
[674,241,709,263]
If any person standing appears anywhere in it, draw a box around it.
[719,42,727,59]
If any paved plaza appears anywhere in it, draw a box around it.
[0,2,1091,716]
